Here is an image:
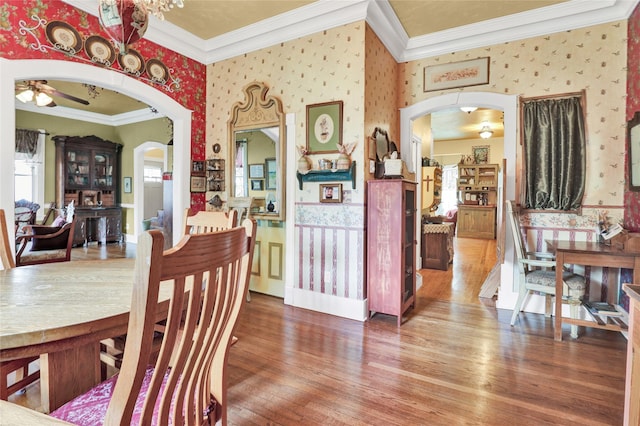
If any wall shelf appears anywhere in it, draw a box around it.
[296,161,356,190]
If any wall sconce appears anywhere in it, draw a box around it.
[479,121,493,139]
[460,106,477,114]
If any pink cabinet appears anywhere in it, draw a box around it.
[367,179,417,326]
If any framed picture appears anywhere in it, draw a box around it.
[306,101,343,154]
[191,160,205,175]
[250,179,264,191]
[472,145,490,164]
[123,176,132,193]
[249,163,264,179]
[319,183,342,203]
[190,176,206,193]
[265,157,277,190]
[424,57,490,92]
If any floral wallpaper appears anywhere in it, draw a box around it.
[0,0,207,210]
[400,21,629,226]
[625,3,640,232]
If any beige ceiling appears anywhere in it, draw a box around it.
[19,0,576,140]
[164,0,566,40]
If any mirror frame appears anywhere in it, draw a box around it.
[228,82,286,220]
[629,110,640,192]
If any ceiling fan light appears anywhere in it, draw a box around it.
[16,90,34,103]
[460,106,477,114]
[35,92,54,107]
[479,121,493,139]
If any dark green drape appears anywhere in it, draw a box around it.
[15,128,39,158]
[522,96,586,210]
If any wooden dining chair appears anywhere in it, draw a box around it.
[227,197,254,223]
[507,200,586,338]
[183,207,237,235]
[100,208,241,379]
[0,209,41,401]
[52,220,256,425]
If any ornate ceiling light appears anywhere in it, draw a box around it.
[134,0,185,20]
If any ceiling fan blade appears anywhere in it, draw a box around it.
[50,89,90,105]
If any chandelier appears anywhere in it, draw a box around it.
[134,0,185,20]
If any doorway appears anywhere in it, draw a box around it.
[0,59,191,248]
[400,91,519,310]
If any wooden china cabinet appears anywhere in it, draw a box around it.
[367,179,417,326]
[53,135,123,246]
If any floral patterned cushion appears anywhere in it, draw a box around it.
[527,270,586,290]
[50,366,216,425]
[51,367,167,425]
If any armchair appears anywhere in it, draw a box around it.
[15,219,75,267]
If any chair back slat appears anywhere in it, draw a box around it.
[506,200,526,273]
[105,219,256,426]
[183,208,237,234]
[0,209,15,270]
[227,197,254,224]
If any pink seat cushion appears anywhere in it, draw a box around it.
[50,366,216,425]
[51,367,169,425]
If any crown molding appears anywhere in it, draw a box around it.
[63,0,639,65]
[398,0,637,62]
[16,102,163,126]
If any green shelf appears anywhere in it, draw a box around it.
[296,161,356,190]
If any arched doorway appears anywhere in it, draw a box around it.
[399,91,519,310]
[0,58,191,248]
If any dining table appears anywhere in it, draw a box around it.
[0,258,173,413]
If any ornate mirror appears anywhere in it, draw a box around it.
[629,111,640,192]
[228,82,286,220]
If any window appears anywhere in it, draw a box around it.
[14,130,45,216]
[520,92,586,211]
[234,140,248,197]
[143,163,163,182]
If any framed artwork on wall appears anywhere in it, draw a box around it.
[424,57,490,92]
[319,183,342,203]
[306,101,343,154]
[190,176,206,193]
[265,157,277,190]
[251,179,264,191]
[191,160,205,175]
[249,163,264,179]
[472,145,490,164]
[123,176,132,193]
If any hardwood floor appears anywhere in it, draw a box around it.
[9,238,628,425]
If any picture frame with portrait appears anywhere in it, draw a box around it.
[319,183,342,203]
[306,101,343,154]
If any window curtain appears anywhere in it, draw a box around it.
[15,129,40,159]
[522,96,586,210]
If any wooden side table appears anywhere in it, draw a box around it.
[421,223,454,270]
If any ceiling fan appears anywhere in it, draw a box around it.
[15,80,90,107]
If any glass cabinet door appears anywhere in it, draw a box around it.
[67,150,90,188]
[93,152,114,188]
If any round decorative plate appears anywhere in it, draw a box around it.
[212,143,221,154]
[117,49,145,75]
[45,21,83,54]
[84,35,116,66]
[146,58,169,84]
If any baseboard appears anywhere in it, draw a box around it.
[284,287,368,322]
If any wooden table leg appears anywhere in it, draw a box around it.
[554,252,564,341]
[40,342,101,413]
